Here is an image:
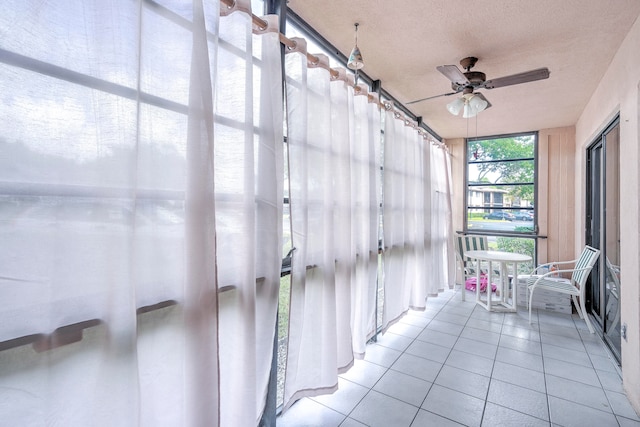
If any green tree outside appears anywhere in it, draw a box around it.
[468,135,535,202]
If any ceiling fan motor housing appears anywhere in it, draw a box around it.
[452,71,486,91]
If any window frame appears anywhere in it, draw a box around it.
[464,131,539,238]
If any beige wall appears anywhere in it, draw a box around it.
[574,13,640,414]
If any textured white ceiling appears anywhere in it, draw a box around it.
[286,0,640,139]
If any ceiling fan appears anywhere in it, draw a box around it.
[407,56,550,117]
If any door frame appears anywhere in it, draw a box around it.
[585,114,621,363]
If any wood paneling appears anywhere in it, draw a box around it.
[538,127,576,264]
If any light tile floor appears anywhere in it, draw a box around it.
[277,288,640,427]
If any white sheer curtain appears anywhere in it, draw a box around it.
[0,1,282,426]
[443,144,457,287]
[381,109,430,328]
[349,81,381,359]
[381,108,452,329]
[330,67,357,373]
[283,40,380,410]
[215,4,283,426]
[429,143,456,292]
[382,110,413,326]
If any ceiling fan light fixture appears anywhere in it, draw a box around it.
[446,97,465,115]
[447,92,487,118]
[462,102,476,118]
[468,94,488,113]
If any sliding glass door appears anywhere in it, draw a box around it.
[586,116,621,362]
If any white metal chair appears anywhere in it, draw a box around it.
[526,245,600,333]
[454,234,489,285]
[455,234,505,301]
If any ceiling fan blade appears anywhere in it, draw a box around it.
[437,65,469,86]
[483,67,550,89]
[474,92,492,110]
[406,91,457,105]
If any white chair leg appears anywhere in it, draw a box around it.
[571,295,583,319]
[578,296,595,334]
[528,286,535,325]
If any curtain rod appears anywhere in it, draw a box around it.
[221,0,339,80]
[220,0,438,142]
[285,9,442,141]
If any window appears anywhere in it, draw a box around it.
[465,133,537,269]
[466,133,536,234]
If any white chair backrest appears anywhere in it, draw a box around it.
[572,245,601,289]
[455,235,489,266]
[455,235,489,260]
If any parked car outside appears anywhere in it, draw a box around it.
[483,210,515,221]
[513,211,534,221]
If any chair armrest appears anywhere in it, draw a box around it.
[530,259,579,275]
[530,262,554,274]
[528,266,593,287]
[549,259,579,266]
